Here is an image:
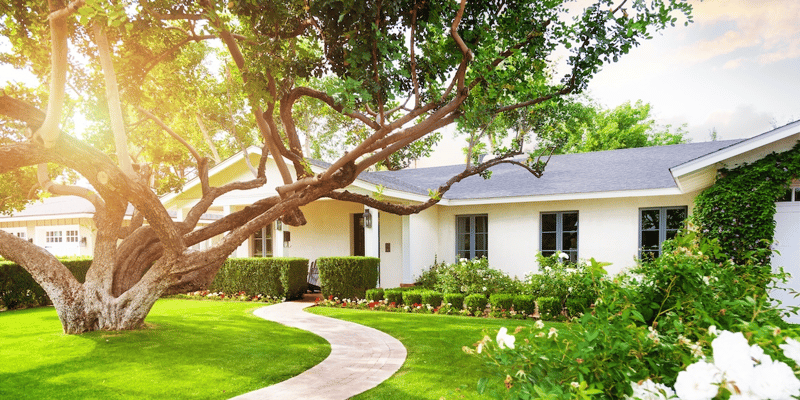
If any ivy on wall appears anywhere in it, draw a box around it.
[692,142,800,267]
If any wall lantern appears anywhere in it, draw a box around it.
[276,219,282,231]
[363,209,372,229]
[80,237,87,247]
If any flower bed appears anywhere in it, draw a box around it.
[314,294,541,320]
[170,290,285,304]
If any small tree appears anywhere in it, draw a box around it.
[0,0,691,333]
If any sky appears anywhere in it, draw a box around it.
[418,0,800,167]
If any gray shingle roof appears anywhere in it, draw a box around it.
[373,140,744,200]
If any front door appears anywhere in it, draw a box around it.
[353,213,365,256]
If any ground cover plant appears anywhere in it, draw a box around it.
[307,306,566,400]
[0,299,330,400]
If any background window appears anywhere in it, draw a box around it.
[456,215,488,260]
[252,224,273,257]
[541,211,579,263]
[640,206,687,258]
[46,231,63,243]
[66,230,79,243]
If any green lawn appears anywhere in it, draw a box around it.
[307,307,550,400]
[0,299,330,400]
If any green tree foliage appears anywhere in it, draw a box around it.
[536,99,688,154]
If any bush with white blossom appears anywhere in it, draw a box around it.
[471,233,800,399]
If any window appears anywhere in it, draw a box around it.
[541,211,579,263]
[778,187,800,202]
[66,230,79,243]
[45,231,62,243]
[456,215,488,260]
[252,224,273,257]
[640,206,688,258]
[14,232,26,240]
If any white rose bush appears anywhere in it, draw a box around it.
[470,233,800,399]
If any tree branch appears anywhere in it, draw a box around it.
[34,0,71,148]
[93,23,136,178]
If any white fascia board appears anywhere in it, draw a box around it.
[670,121,800,179]
[161,146,265,205]
[0,213,96,222]
[437,187,683,206]
[346,179,431,203]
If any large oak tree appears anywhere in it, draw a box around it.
[0,0,691,333]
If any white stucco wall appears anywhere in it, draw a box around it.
[406,207,441,283]
[379,211,403,288]
[434,192,700,278]
[279,199,364,261]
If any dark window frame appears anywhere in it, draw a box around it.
[639,206,688,259]
[456,214,488,260]
[540,211,579,263]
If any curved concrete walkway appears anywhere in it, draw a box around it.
[230,300,407,400]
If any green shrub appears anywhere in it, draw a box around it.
[564,296,590,317]
[473,233,797,399]
[365,288,384,302]
[417,258,522,296]
[317,257,379,299]
[402,290,423,306]
[0,257,91,309]
[384,289,403,305]
[489,293,514,311]
[210,257,308,300]
[414,259,447,289]
[512,294,536,315]
[420,290,443,307]
[443,293,465,309]
[464,294,488,316]
[536,297,560,319]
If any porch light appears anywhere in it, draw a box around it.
[363,209,372,228]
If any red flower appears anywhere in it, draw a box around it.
[329,295,334,300]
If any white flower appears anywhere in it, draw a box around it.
[780,337,800,365]
[627,379,676,400]
[571,382,580,389]
[674,360,722,400]
[496,327,516,350]
[708,326,718,337]
[548,327,558,339]
[748,359,800,399]
[748,344,771,365]
[565,268,577,274]
[712,331,753,371]
[534,320,545,329]
[558,252,569,260]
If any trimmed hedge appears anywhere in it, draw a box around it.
[489,293,514,311]
[385,289,403,305]
[421,290,443,307]
[366,288,384,302]
[317,256,379,300]
[210,257,308,300]
[0,257,92,310]
[443,293,465,310]
[402,290,423,306]
[537,296,561,319]
[512,294,536,315]
[465,294,488,316]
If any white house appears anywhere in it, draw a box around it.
[158,121,800,292]
[4,121,800,299]
[0,196,220,257]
